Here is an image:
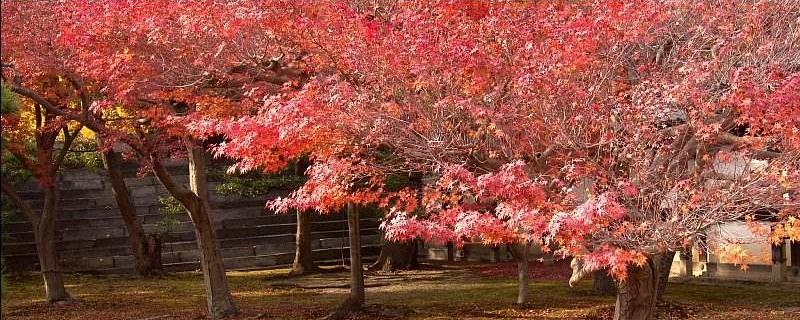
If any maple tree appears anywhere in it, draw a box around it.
[200,2,800,319]
[3,1,799,320]
[0,0,290,317]
[0,75,85,303]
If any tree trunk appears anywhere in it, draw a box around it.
[656,251,675,302]
[100,145,162,276]
[446,242,455,261]
[516,242,530,305]
[187,146,238,319]
[347,203,365,306]
[369,239,418,271]
[324,203,365,320]
[290,210,318,275]
[614,255,660,320]
[1,177,70,303]
[151,148,238,319]
[593,269,617,296]
[38,185,71,303]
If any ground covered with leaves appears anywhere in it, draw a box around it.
[2,261,798,319]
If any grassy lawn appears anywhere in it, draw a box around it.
[1,261,798,319]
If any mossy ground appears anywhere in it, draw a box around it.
[1,261,798,319]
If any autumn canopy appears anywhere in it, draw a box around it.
[2,1,799,320]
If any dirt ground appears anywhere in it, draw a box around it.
[2,261,798,319]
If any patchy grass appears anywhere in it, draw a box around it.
[2,262,798,319]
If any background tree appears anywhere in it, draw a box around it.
[0,76,84,303]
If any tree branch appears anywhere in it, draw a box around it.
[0,176,41,223]
[53,124,84,170]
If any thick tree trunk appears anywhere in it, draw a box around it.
[516,242,530,305]
[151,147,237,319]
[290,210,318,275]
[1,177,70,303]
[369,239,418,271]
[187,146,238,318]
[191,203,237,318]
[593,269,617,295]
[100,145,162,276]
[38,185,71,303]
[614,255,660,320]
[656,251,675,301]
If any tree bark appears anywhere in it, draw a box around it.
[593,269,617,296]
[614,255,660,320]
[656,251,675,302]
[2,178,71,303]
[38,185,71,303]
[99,145,162,276]
[290,210,318,275]
[516,242,531,305]
[324,203,365,320]
[347,203,365,306]
[369,239,418,271]
[187,146,238,318]
[446,242,455,261]
[151,147,237,319]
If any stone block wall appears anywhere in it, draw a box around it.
[1,160,381,273]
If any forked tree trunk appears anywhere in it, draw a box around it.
[100,145,162,276]
[614,255,661,320]
[593,269,617,295]
[516,242,531,305]
[656,251,675,302]
[290,210,318,275]
[369,239,418,271]
[38,185,71,303]
[151,147,237,319]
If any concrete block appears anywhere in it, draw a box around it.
[771,264,788,283]
[320,238,346,249]
[131,186,157,198]
[60,179,105,191]
[94,196,119,208]
[133,196,160,206]
[224,255,278,270]
[124,176,158,187]
[113,255,135,268]
[221,246,256,258]
[427,247,449,261]
[61,170,104,182]
[62,256,114,270]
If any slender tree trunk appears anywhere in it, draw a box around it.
[446,242,455,261]
[100,144,162,276]
[656,251,675,301]
[151,147,237,319]
[614,255,660,320]
[347,203,365,306]
[593,269,617,295]
[290,210,317,275]
[38,185,71,303]
[516,242,530,305]
[324,203,365,320]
